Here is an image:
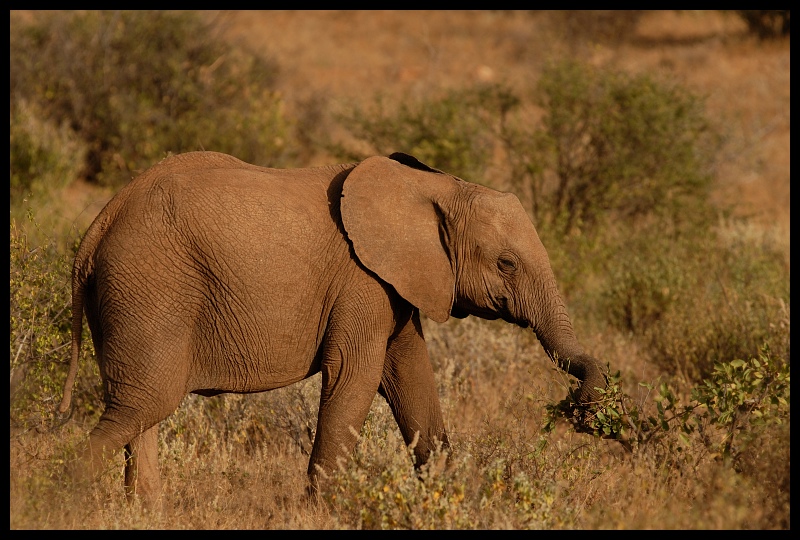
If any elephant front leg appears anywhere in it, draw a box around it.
[306,327,387,497]
[379,310,449,471]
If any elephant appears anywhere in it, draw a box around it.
[58,150,607,504]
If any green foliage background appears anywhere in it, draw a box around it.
[10,10,293,191]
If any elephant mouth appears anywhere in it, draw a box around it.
[509,317,530,329]
[451,305,499,321]
[450,305,529,328]
[450,307,471,319]
[494,297,530,328]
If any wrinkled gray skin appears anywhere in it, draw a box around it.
[59,151,607,504]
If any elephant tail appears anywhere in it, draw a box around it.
[57,208,109,418]
[57,264,87,418]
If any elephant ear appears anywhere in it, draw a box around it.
[341,155,454,323]
[387,152,445,174]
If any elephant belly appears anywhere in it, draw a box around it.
[188,300,331,395]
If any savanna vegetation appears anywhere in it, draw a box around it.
[10,10,789,529]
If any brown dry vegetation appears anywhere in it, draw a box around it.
[10,11,789,529]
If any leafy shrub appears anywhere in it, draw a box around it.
[524,59,718,238]
[335,60,718,245]
[691,348,790,467]
[546,345,790,481]
[601,223,790,382]
[10,100,87,201]
[330,84,519,183]
[10,216,100,431]
[10,10,294,188]
[321,422,560,529]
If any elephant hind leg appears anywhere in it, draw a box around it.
[72,389,182,502]
[124,425,161,506]
[74,412,151,479]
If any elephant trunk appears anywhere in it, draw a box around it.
[524,278,607,404]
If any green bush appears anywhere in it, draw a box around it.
[525,59,718,238]
[10,10,294,188]
[335,60,719,244]
[691,348,790,467]
[547,346,789,483]
[10,216,100,431]
[600,224,790,382]
[330,84,519,183]
[10,100,87,202]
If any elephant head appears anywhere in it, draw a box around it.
[342,152,607,403]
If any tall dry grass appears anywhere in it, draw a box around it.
[11,316,789,528]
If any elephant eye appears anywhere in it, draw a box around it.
[497,256,517,273]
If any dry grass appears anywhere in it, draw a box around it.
[10,10,789,529]
[11,316,789,529]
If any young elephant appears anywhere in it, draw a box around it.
[59,151,607,503]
